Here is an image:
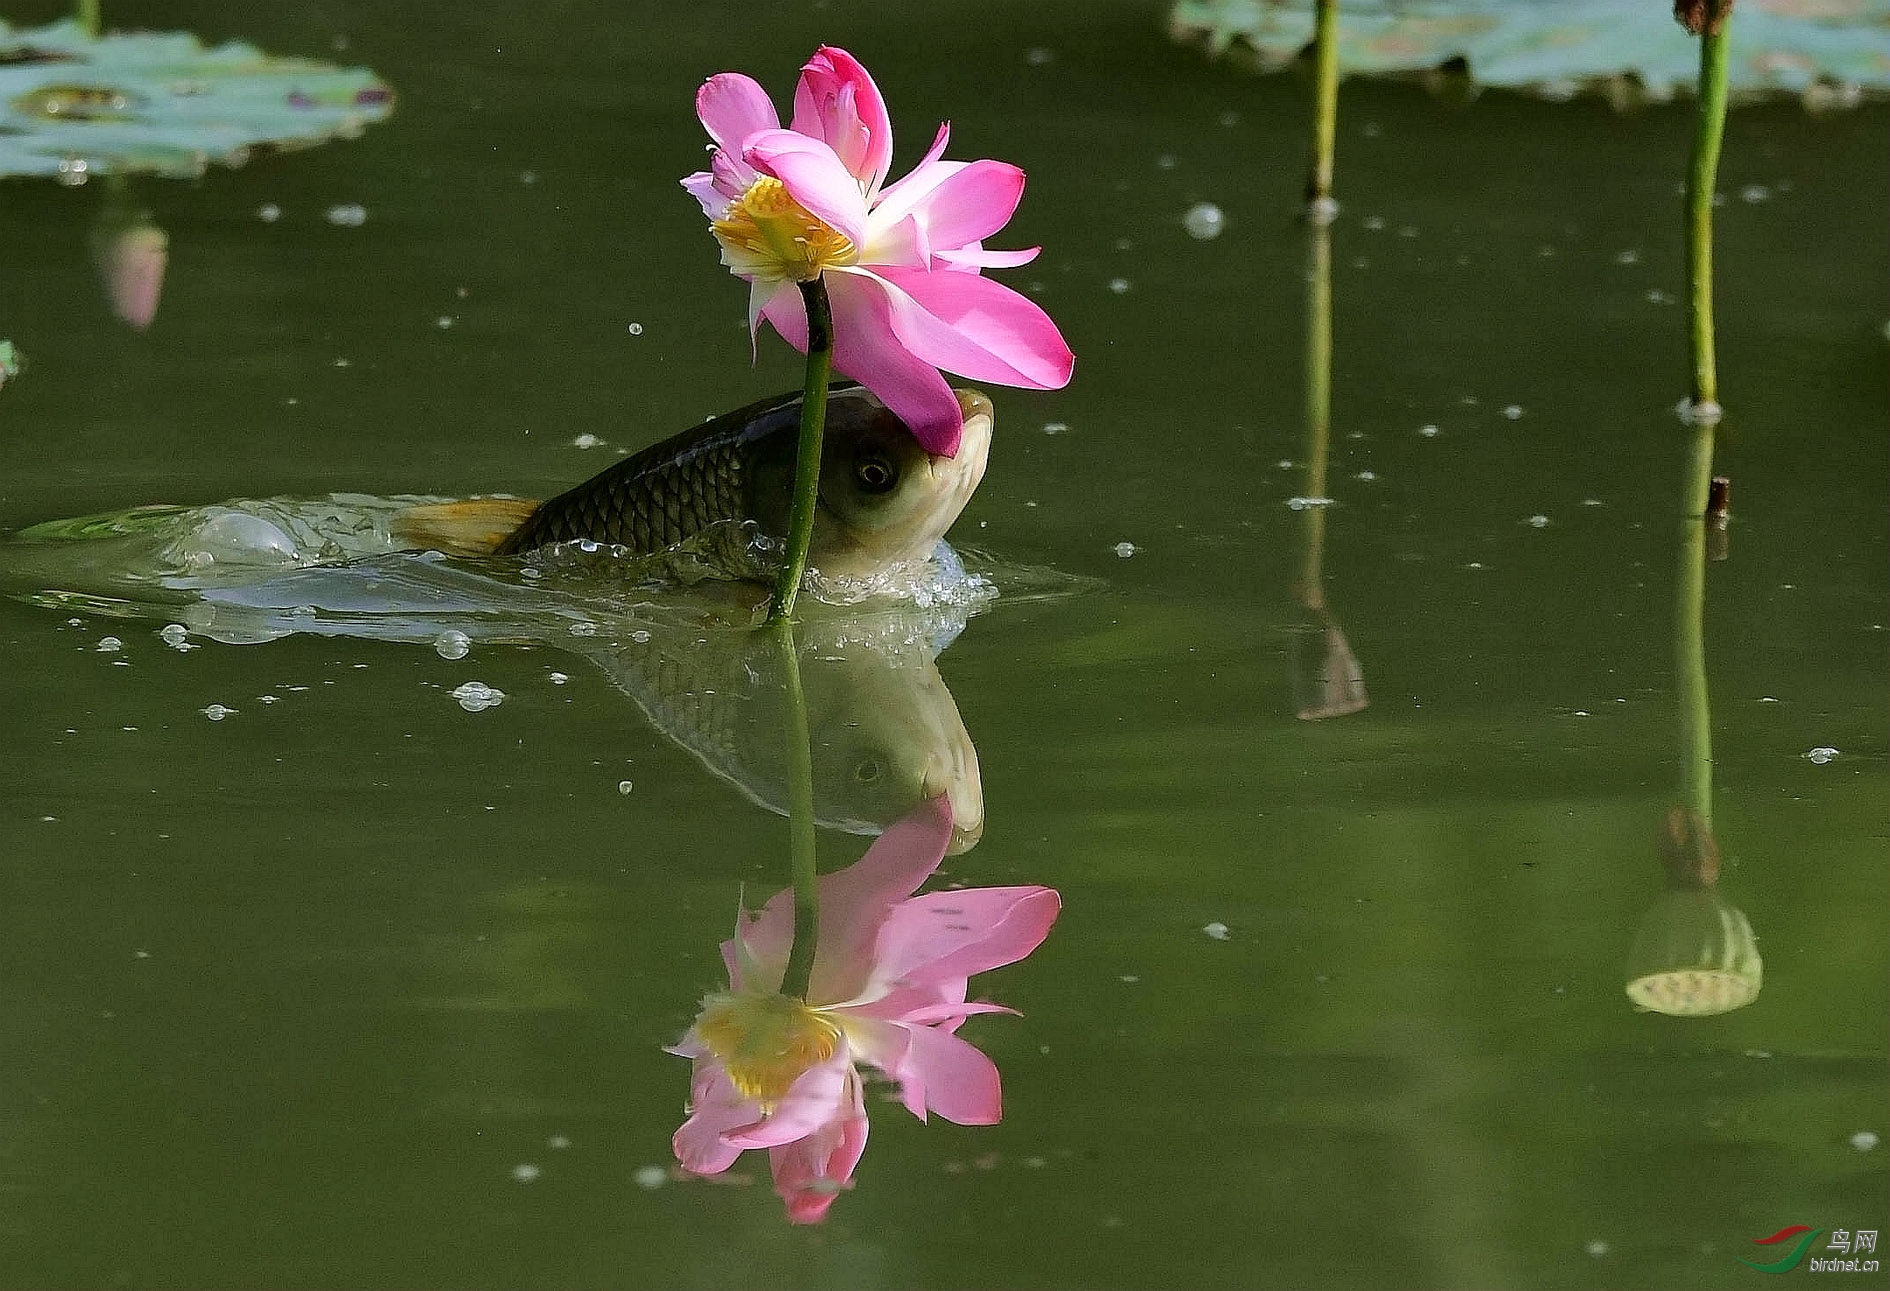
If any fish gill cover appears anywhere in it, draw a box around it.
[1170,0,1890,107]
[0,18,393,182]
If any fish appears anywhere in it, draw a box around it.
[394,384,994,583]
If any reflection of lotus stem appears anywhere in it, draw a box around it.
[773,617,822,1001]
[1685,15,1731,409]
[1305,0,1340,212]
[768,277,835,622]
[1297,222,1332,607]
[77,0,100,38]
[1677,422,1715,824]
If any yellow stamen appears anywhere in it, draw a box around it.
[694,992,843,1108]
[710,177,857,283]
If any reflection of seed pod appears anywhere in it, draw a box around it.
[1624,887,1762,1016]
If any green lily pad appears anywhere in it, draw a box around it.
[1170,0,1890,107]
[0,18,393,182]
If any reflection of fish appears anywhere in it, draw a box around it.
[397,385,993,582]
[586,615,983,853]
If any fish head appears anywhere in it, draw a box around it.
[804,647,985,853]
[809,388,993,579]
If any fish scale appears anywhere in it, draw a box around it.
[495,422,756,556]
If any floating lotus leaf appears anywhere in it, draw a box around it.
[1170,0,1890,107]
[0,18,393,182]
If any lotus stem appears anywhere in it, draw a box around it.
[1297,221,1332,608]
[1676,422,1716,825]
[76,0,100,37]
[1684,8,1732,413]
[768,277,834,623]
[1305,0,1340,219]
[773,617,821,1002]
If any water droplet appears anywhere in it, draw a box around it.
[1503,404,1525,420]
[257,203,282,223]
[572,433,604,449]
[96,636,123,653]
[451,681,505,712]
[629,629,652,644]
[626,322,644,335]
[1041,421,1070,435]
[1154,153,1177,170]
[567,620,597,637]
[633,1165,668,1190]
[435,315,455,329]
[1524,514,1550,528]
[547,1135,571,1150]
[1202,922,1230,941]
[433,630,471,660]
[548,671,569,685]
[1646,288,1675,305]
[1362,216,1386,232]
[201,703,237,721]
[324,203,368,227]
[1851,1130,1880,1151]
[519,170,538,185]
[511,1163,540,1183]
[1354,470,1377,482]
[1586,1240,1610,1258]
[1614,249,1640,265]
[1107,277,1131,294]
[1804,746,1839,764]
[1181,202,1225,240]
[617,780,634,795]
[159,624,190,648]
[1113,541,1137,558]
[1286,497,1334,511]
[1418,424,1440,438]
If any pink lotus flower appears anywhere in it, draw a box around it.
[681,46,1074,457]
[670,794,1059,1223]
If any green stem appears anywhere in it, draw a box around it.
[767,278,835,623]
[76,0,99,37]
[1676,422,1716,826]
[1305,0,1340,215]
[772,617,821,1001]
[1297,222,1332,609]
[1685,19,1731,410]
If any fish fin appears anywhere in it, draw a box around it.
[392,497,542,557]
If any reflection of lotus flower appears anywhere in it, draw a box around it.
[681,46,1074,457]
[90,207,168,330]
[669,795,1058,1222]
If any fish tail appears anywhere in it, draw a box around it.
[392,497,542,556]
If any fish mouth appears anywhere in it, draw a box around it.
[942,389,994,497]
[919,709,984,855]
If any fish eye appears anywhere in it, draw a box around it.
[855,456,897,494]
[854,756,884,785]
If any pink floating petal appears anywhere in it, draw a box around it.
[697,72,780,150]
[99,226,167,331]
[874,265,1075,391]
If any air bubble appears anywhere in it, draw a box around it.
[1107,277,1131,294]
[257,203,282,222]
[324,203,367,227]
[572,433,604,449]
[617,780,634,795]
[97,636,123,653]
[626,322,644,335]
[1182,203,1225,240]
[451,681,505,712]
[1113,541,1137,558]
[1202,922,1231,941]
[201,703,237,721]
[1286,497,1334,511]
[433,630,471,660]
[1803,746,1839,764]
